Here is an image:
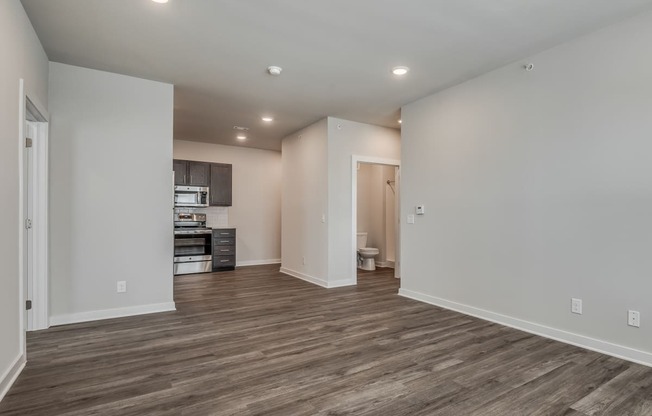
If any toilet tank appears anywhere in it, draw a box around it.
[356,232,367,249]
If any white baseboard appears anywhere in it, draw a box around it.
[328,279,357,288]
[0,353,26,403]
[398,288,652,368]
[280,267,329,288]
[280,267,357,289]
[376,261,395,268]
[237,258,281,267]
[50,302,177,326]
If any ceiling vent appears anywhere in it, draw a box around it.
[233,126,249,131]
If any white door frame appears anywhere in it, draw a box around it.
[18,79,50,343]
[351,155,401,284]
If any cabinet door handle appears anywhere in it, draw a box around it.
[220,232,230,235]
[220,240,229,243]
[220,259,229,263]
[220,249,229,252]
[189,175,193,183]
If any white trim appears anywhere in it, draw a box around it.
[236,258,281,267]
[352,155,401,285]
[0,353,26,403]
[50,302,177,326]
[280,267,329,288]
[376,261,395,268]
[279,267,356,288]
[328,279,356,288]
[17,79,26,355]
[398,288,652,368]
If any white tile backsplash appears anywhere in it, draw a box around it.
[196,206,229,228]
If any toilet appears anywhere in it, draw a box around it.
[356,232,380,271]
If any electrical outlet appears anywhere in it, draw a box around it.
[117,281,127,293]
[571,298,582,315]
[628,310,640,328]
[407,214,415,224]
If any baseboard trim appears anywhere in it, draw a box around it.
[398,288,652,368]
[237,259,281,267]
[50,302,177,326]
[280,267,328,288]
[328,279,357,288]
[0,353,26,403]
[376,261,395,269]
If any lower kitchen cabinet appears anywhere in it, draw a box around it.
[212,228,236,271]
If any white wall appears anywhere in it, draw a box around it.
[327,118,400,283]
[281,119,329,285]
[173,140,282,266]
[0,0,48,398]
[401,10,652,365]
[49,63,175,325]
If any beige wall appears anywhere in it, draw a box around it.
[173,140,282,265]
[0,0,48,396]
[401,10,652,364]
[49,63,174,324]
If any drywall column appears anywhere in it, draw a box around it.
[49,63,175,324]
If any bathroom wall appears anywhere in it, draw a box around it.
[357,163,397,266]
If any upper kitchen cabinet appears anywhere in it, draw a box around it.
[173,159,210,187]
[210,163,232,206]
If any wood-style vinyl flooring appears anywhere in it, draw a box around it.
[1,265,651,415]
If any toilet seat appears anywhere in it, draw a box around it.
[358,248,379,256]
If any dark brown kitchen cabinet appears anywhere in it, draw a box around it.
[173,160,188,185]
[210,163,232,206]
[213,228,236,271]
[173,160,210,187]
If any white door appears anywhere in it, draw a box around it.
[23,123,35,330]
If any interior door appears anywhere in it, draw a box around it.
[23,123,35,330]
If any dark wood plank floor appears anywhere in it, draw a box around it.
[2,265,651,415]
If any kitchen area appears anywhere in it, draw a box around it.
[173,159,236,275]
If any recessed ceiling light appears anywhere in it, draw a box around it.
[392,66,410,76]
[261,116,274,122]
[151,0,168,3]
[236,135,247,140]
[267,66,283,76]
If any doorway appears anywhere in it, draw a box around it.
[351,156,401,284]
[19,80,50,349]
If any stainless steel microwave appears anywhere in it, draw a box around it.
[174,185,209,207]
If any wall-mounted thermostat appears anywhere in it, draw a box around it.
[416,205,425,215]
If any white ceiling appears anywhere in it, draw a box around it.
[21,0,652,151]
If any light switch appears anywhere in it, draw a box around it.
[407,214,415,224]
[416,205,425,215]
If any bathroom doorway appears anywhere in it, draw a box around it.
[351,156,400,284]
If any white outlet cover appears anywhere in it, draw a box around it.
[628,310,641,328]
[117,281,127,293]
[407,214,415,224]
[571,298,582,314]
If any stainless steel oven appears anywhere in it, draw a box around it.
[174,213,212,275]
[174,185,209,208]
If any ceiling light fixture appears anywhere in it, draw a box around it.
[398,119,402,124]
[261,116,274,122]
[151,0,169,3]
[236,135,247,140]
[267,66,283,76]
[392,66,410,76]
